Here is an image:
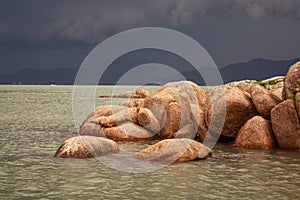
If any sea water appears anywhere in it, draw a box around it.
[0,85,299,199]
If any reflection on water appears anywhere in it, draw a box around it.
[0,85,299,199]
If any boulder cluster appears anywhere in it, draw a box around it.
[54,61,300,162]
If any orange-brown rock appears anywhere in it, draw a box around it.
[135,88,150,98]
[271,99,300,149]
[98,107,138,127]
[94,105,128,117]
[234,116,276,149]
[99,88,150,99]
[295,93,300,119]
[207,86,257,138]
[101,121,157,141]
[135,138,212,163]
[283,61,300,99]
[143,81,209,140]
[250,84,281,119]
[137,107,160,133]
[134,99,145,108]
[79,111,104,136]
[119,100,137,108]
[119,99,145,108]
[272,89,283,101]
[54,136,119,158]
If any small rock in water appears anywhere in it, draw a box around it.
[135,138,212,163]
[54,136,119,158]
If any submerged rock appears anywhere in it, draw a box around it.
[234,116,276,150]
[271,99,300,149]
[250,84,281,119]
[135,138,212,163]
[54,136,119,158]
[99,88,151,99]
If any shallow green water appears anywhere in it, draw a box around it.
[0,85,299,199]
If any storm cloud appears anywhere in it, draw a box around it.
[1,0,300,43]
[0,0,300,74]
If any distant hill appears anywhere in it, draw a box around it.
[0,57,299,85]
[220,57,300,83]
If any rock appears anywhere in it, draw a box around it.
[79,112,103,136]
[272,89,283,101]
[271,99,300,149]
[295,93,300,119]
[207,86,257,138]
[94,105,128,117]
[134,99,145,108]
[54,136,119,158]
[80,105,132,137]
[101,121,157,141]
[119,100,137,108]
[250,84,281,119]
[135,88,150,98]
[283,61,300,99]
[98,107,138,127]
[81,81,209,141]
[114,91,135,98]
[98,95,111,98]
[80,105,156,141]
[135,138,212,163]
[143,81,209,139]
[261,76,284,91]
[137,107,161,133]
[226,80,257,93]
[234,116,276,149]
[226,76,284,93]
[99,88,150,99]
[119,99,146,108]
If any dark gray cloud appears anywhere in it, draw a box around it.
[0,0,300,74]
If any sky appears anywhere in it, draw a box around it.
[0,0,300,74]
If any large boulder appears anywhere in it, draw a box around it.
[143,81,210,140]
[271,99,300,149]
[206,86,257,138]
[250,84,281,119]
[82,81,210,141]
[135,138,212,163]
[54,136,119,158]
[234,116,276,149]
[283,61,300,99]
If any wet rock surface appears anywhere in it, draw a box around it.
[54,136,119,158]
